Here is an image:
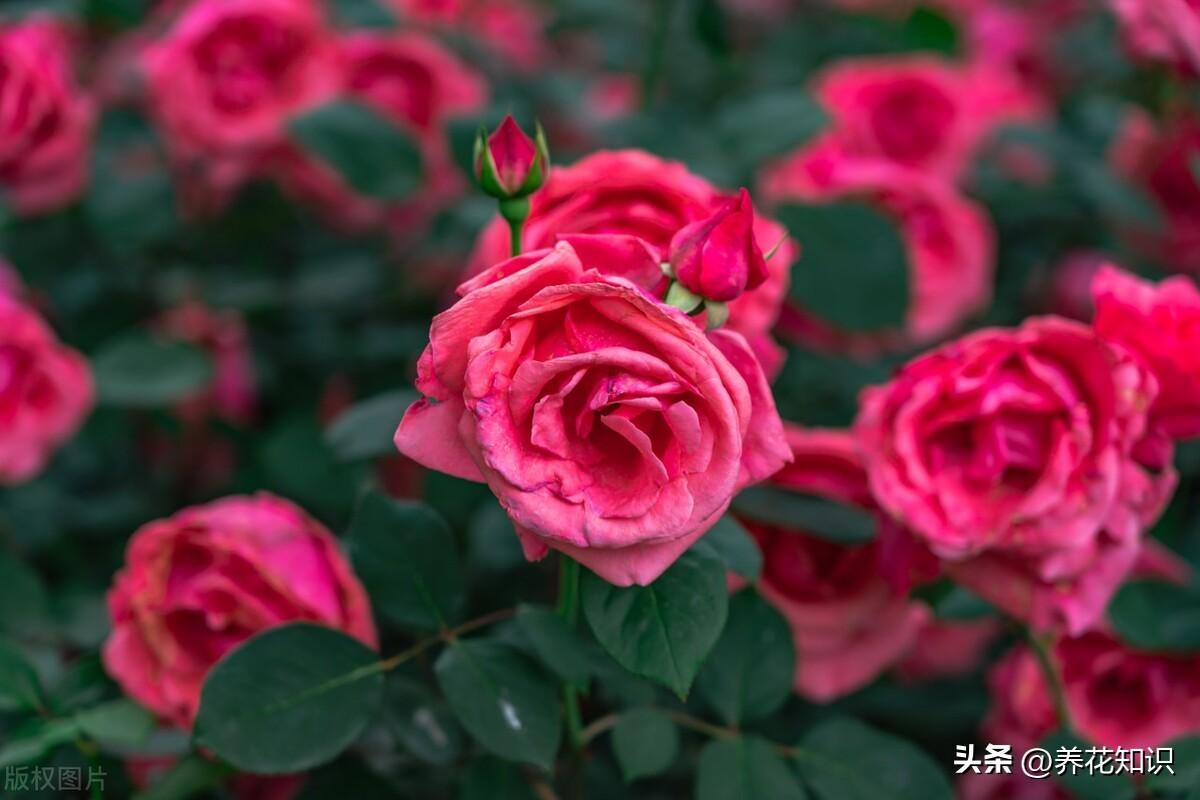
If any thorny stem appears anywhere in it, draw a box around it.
[375,607,516,673]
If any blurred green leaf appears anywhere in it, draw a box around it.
[347,492,465,631]
[325,389,417,461]
[1041,731,1136,800]
[194,623,384,773]
[459,756,538,800]
[696,589,794,726]
[698,736,807,800]
[75,698,156,746]
[713,90,828,168]
[796,717,952,800]
[0,551,51,636]
[516,605,594,686]
[93,335,212,408]
[1144,735,1200,792]
[780,201,910,331]
[0,638,43,712]
[694,515,762,580]
[613,709,678,782]
[329,0,394,28]
[434,639,561,769]
[290,101,423,201]
[582,548,728,699]
[1108,580,1200,652]
[384,676,464,766]
[732,486,876,543]
[131,754,232,800]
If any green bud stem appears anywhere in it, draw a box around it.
[499,196,531,257]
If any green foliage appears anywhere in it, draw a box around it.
[613,709,679,782]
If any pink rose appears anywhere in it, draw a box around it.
[103,493,377,730]
[0,293,93,485]
[1108,111,1200,274]
[803,55,1042,183]
[762,154,994,353]
[1111,0,1200,73]
[741,427,927,701]
[395,237,791,586]
[894,617,1001,682]
[1092,265,1200,446]
[0,18,93,216]
[157,301,257,425]
[1044,250,1109,320]
[278,30,487,231]
[855,316,1175,633]
[986,633,1200,751]
[467,149,796,376]
[668,188,768,304]
[141,0,339,210]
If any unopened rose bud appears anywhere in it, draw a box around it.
[666,188,767,303]
[473,114,550,201]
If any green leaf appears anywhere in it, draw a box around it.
[329,0,394,27]
[713,90,828,167]
[459,756,539,800]
[516,605,594,686]
[93,334,213,408]
[75,699,156,746]
[384,676,464,766]
[347,492,464,631]
[732,486,877,544]
[0,551,50,636]
[1108,580,1200,651]
[325,389,417,461]
[131,754,232,800]
[612,709,679,782]
[1041,731,1136,800]
[434,639,561,769]
[582,548,728,699]
[194,623,384,774]
[797,717,952,800]
[1145,735,1200,791]
[0,717,79,768]
[696,590,794,726]
[779,201,910,331]
[694,515,762,580]
[0,638,42,712]
[290,100,423,201]
[901,6,959,54]
[697,736,807,800]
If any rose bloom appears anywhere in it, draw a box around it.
[103,494,377,729]
[279,31,487,231]
[0,18,93,216]
[1109,110,1200,275]
[157,301,257,425]
[894,617,1000,682]
[0,292,93,485]
[141,0,340,211]
[396,236,791,586]
[1041,250,1109,321]
[985,632,1200,752]
[762,153,994,353]
[1110,0,1200,74]
[855,316,1175,634]
[467,149,796,376]
[740,427,927,701]
[802,55,1042,183]
[1093,265,1200,454]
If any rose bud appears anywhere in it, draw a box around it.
[473,114,549,201]
[666,188,769,304]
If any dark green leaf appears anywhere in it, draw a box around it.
[516,605,594,686]
[75,699,156,746]
[0,638,42,712]
[0,718,79,768]
[780,202,910,331]
[325,389,417,461]
[612,709,678,782]
[93,335,213,408]
[0,551,50,636]
[329,0,394,28]
[1108,580,1200,651]
[1041,731,1136,800]
[797,717,952,800]
[901,7,959,54]
[385,676,464,766]
[459,756,538,800]
[434,639,561,769]
[194,623,384,774]
[290,101,423,201]
[131,754,232,800]
[697,736,807,800]
[732,487,877,544]
[696,590,794,726]
[713,91,828,167]
[582,548,728,699]
[347,492,465,631]
[1144,735,1200,792]
[694,515,762,580]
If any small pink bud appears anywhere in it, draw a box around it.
[667,188,767,303]
[474,114,550,199]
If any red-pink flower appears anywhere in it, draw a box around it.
[1111,0,1200,73]
[762,153,994,353]
[668,188,768,303]
[278,30,486,230]
[141,0,340,210]
[855,316,1175,634]
[103,493,377,729]
[894,617,1001,682]
[157,301,257,425]
[1093,265,1200,449]
[0,293,93,485]
[802,54,1042,183]
[741,427,927,701]
[396,237,791,586]
[0,18,93,216]
[467,149,796,376]
[475,114,548,199]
